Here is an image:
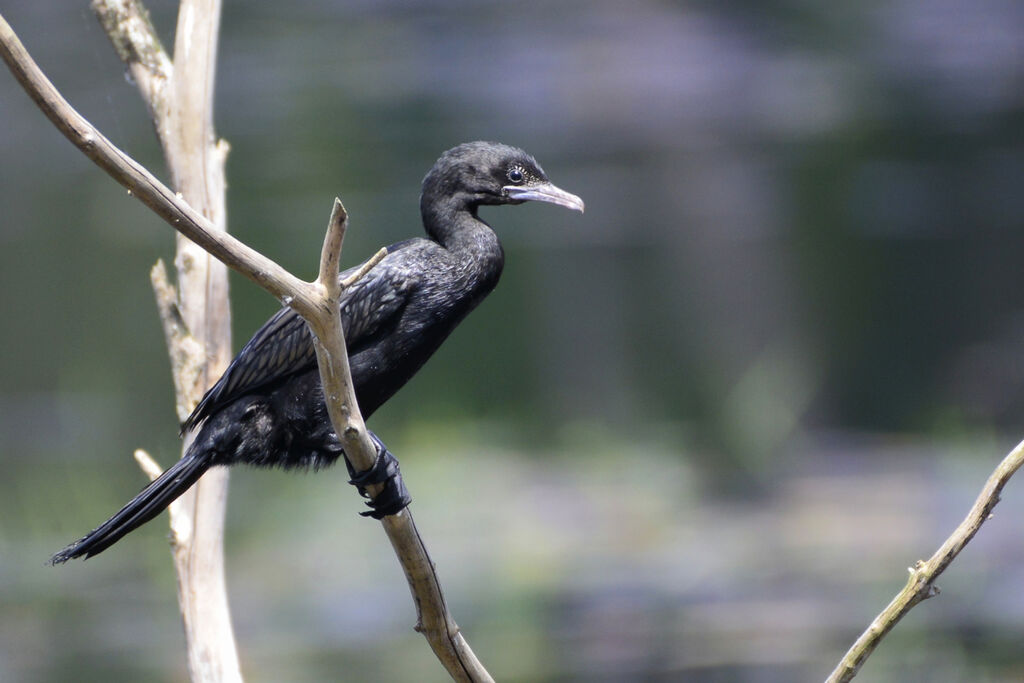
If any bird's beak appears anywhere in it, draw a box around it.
[504,182,585,213]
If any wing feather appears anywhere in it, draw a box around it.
[182,255,415,431]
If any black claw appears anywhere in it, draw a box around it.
[345,432,411,519]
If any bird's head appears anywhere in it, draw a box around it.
[422,141,585,215]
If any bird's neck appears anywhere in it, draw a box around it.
[421,197,505,275]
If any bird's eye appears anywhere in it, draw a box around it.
[507,167,525,184]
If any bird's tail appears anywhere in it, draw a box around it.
[50,452,211,564]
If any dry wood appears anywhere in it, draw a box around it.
[826,439,1024,682]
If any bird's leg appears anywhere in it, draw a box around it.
[345,431,411,519]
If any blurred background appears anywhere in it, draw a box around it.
[2,1,1023,681]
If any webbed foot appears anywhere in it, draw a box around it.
[345,431,411,519]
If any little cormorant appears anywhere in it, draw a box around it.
[52,141,584,563]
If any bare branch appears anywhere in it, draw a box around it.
[132,447,195,551]
[319,199,348,294]
[342,247,389,289]
[383,513,494,681]
[827,439,1024,682]
[304,203,376,472]
[94,1,240,680]
[91,0,172,119]
[1,10,494,681]
[133,448,164,482]
[305,205,492,682]
[0,12,306,305]
[150,259,205,423]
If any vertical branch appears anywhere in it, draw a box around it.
[164,2,238,682]
[91,0,171,118]
[90,1,239,681]
[309,201,380,474]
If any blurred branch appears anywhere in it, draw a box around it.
[93,0,240,681]
[134,448,188,522]
[150,259,205,423]
[827,438,1024,682]
[90,0,171,121]
[0,10,494,682]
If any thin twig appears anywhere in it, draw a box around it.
[134,449,188,521]
[1,11,493,681]
[826,439,1024,682]
[133,448,165,482]
[341,247,389,289]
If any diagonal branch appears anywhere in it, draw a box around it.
[1,21,303,301]
[1,11,493,682]
[826,439,1024,682]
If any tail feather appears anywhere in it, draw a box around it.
[51,453,211,564]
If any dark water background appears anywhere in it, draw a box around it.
[1,1,1023,680]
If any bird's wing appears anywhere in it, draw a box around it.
[181,255,416,431]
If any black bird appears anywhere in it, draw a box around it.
[52,141,584,563]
